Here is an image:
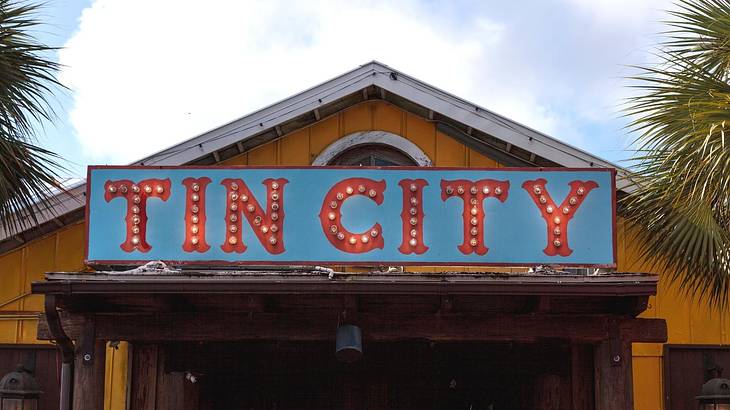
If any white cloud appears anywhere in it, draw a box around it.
[59,0,674,164]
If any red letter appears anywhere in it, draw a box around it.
[104,179,171,252]
[319,178,385,253]
[221,178,288,254]
[521,179,598,256]
[441,179,509,255]
[398,179,428,254]
[182,177,211,252]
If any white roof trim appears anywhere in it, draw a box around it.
[1,61,632,242]
[311,131,433,166]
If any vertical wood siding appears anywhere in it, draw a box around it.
[0,100,706,409]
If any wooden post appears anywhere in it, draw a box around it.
[594,337,633,410]
[72,340,106,410]
[130,344,158,410]
[129,344,200,410]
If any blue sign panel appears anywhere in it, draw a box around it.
[86,166,616,267]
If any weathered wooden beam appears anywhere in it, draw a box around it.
[38,312,667,344]
[72,339,105,410]
[594,338,634,410]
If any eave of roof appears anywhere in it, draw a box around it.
[1,61,633,248]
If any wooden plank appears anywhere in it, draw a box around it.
[571,344,594,410]
[72,340,105,410]
[37,312,667,344]
[534,374,571,410]
[129,344,158,410]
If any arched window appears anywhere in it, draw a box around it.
[311,131,433,167]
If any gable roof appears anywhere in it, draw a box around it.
[0,61,630,251]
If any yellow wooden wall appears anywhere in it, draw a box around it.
[0,100,716,409]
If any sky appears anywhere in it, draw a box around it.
[34,0,673,178]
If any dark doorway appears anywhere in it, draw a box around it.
[169,341,577,410]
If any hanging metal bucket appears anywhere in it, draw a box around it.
[335,324,362,363]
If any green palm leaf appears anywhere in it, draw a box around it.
[0,0,66,234]
[624,0,730,308]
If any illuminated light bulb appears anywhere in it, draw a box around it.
[230,182,238,191]
[131,226,140,235]
[247,204,255,213]
[470,207,478,216]
[230,214,238,222]
[553,240,562,247]
[410,197,418,206]
[229,225,237,233]
[410,207,418,215]
[261,226,269,234]
[470,238,478,247]
[269,236,277,245]
[271,182,279,190]
[410,229,417,238]
[191,236,199,245]
[192,184,200,192]
[271,203,279,211]
[445,186,454,195]
[330,201,338,209]
[569,197,577,205]
[349,236,357,245]
[271,212,279,221]
[337,232,345,240]
[108,185,117,193]
[119,185,128,193]
[539,196,547,204]
[228,236,237,245]
[482,186,490,195]
[131,206,140,214]
[346,186,354,195]
[191,215,199,224]
[470,227,478,236]
[470,186,478,195]
[271,192,279,201]
[230,203,238,212]
[133,195,141,204]
[358,185,366,193]
[553,227,561,236]
[361,235,369,244]
[409,238,417,247]
[546,206,554,214]
[368,189,377,198]
[410,217,418,226]
[191,225,199,234]
[410,183,418,192]
[336,192,344,201]
[189,204,199,214]
[370,229,379,237]
[470,217,478,226]
[577,187,585,196]
[270,224,278,232]
[562,206,570,214]
[230,193,238,201]
[553,217,561,225]
[457,186,464,195]
[533,185,541,195]
[132,185,140,193]
[241,195,248,202]
[330,225,338,233]
[131,236,140,245]
[495,187,503,195]
[156,185,164,194]
[328,212,336,221]
[192,193,200,202]
[470,198,478,205]
[144,185,152,194]
[132,216,140,225]
[254,216,262,225]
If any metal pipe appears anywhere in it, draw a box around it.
[44,295,74,410]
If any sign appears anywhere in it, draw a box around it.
[86,166,616,267]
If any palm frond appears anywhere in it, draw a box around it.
[624,0,730,308]
[0,0,67,234]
